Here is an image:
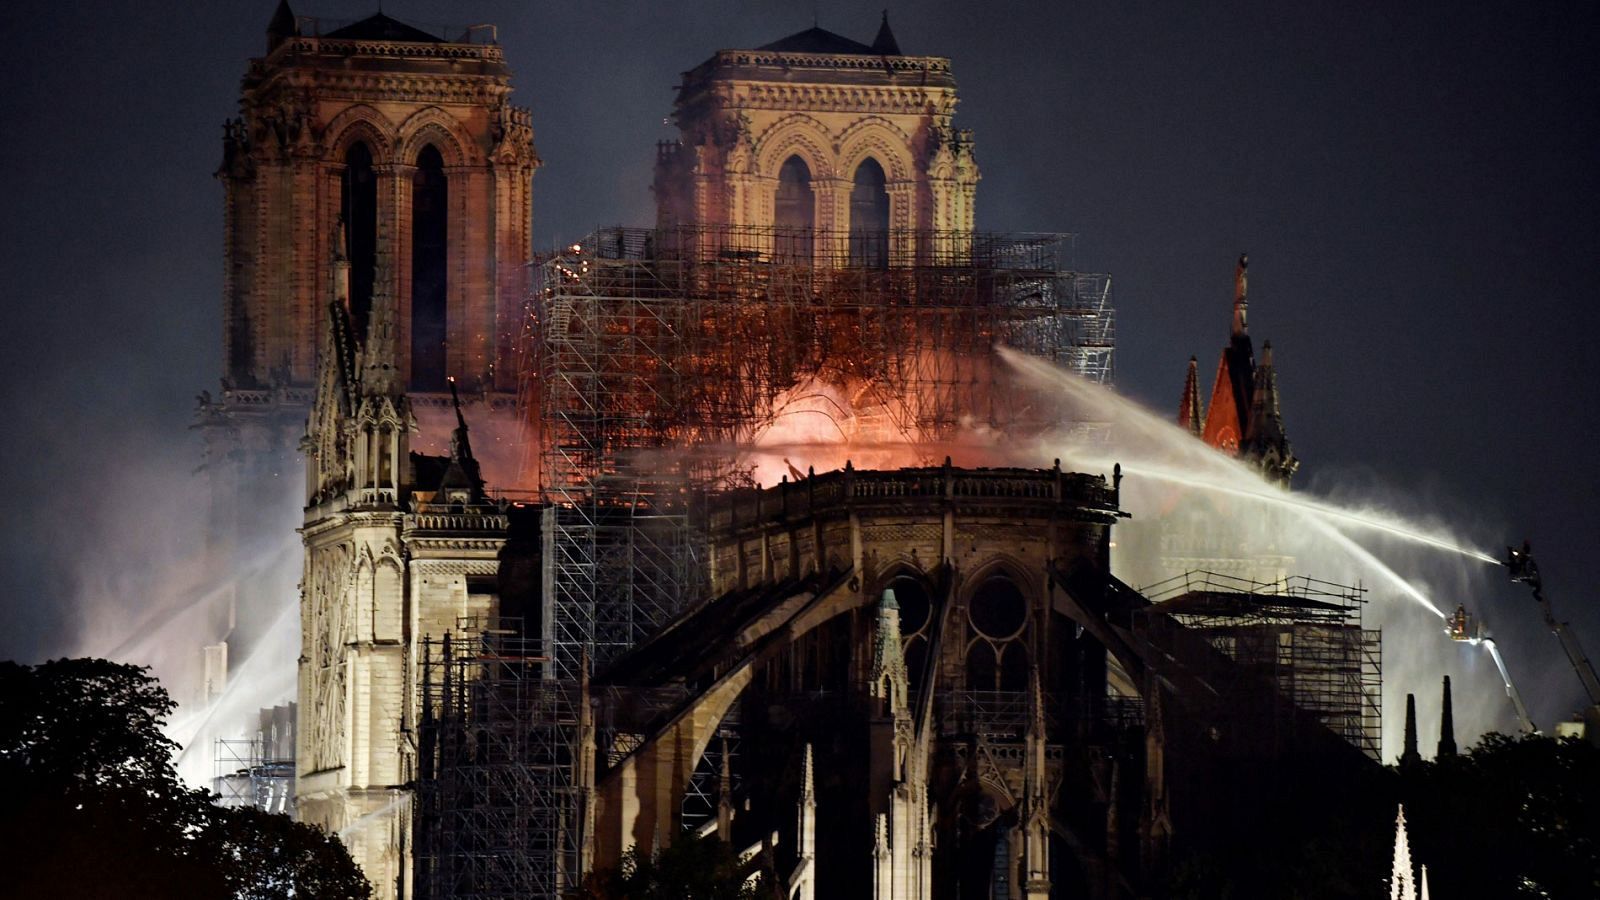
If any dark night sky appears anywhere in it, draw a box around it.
[1,2,1596,726]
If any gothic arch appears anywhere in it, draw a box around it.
[323,105,397,164]
[959,556,1038,610]
[397,107,476,167]
[835,117,915,183]
[754,114,836,181]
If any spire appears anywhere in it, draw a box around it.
[871,589,909,716]
[448,377,476,463]
[716,736,734,840]
[267,1,298,52]
[1390,805,1418,900]
[794,743,817,900]
[331,217,350,312]
[436,377,484,503]
[361,259,401,397]
[323,221,357,405]
[1420,865,1431,900]
[1232,252,1249,337]
[1178,356,1203,437]
[1437,675,1457,758]
[1401,693,1421,767]
[871,10,902,55]
[1241,340,1296,482]
[798,743,816,847]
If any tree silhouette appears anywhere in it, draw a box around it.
[580,830,770,899]
[0,658,370,899]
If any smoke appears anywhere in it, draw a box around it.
[58,434,304,790]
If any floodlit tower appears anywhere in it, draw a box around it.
[655,12,978,264]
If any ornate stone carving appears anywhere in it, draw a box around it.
[304,541,354,773]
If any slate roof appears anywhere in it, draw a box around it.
[325,12,444,43]
[757,18,904,56]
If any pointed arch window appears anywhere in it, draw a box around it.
[774,155,814,262]
[848,158,890,268]
[340,142,377,338]
[411,145,448,390]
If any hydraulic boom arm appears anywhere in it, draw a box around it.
[1507,543,1600,705]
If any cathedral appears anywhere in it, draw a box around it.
[207,6,1380,898]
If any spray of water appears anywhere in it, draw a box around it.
[170,596,299,785]
[338,793,412,842]
[998,347,1500,565]
[994,345,1533,755]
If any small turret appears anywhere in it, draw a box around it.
[266,0,298,53]
[871,11,902,55]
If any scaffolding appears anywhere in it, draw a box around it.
[521,225,1115,682]
[414,621,581,900]
[1143,571,1382,761]
[415,224,1118,896]
[211,702,296,815]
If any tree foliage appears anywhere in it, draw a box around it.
[580,830,770,899]
[1162,731,1600,899]
[0,658,370,899]
[1403,732,1600,899]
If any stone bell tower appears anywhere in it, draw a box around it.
[203,2,539,514]
[215,2,537,404]
[196,5,537,891]
[197,1,538,677]
[653,13,978,264]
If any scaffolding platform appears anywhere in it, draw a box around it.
[414,621,582,900]
[1142,571,1382,761]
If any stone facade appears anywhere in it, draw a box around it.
[295,220,508,890]
[217,10,536,397]
[591,464,1131,898]
[654,19,979,264]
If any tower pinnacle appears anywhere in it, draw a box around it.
[1438,675,1457,758]
[1390,805,1418,900]
[1179,356,1202,436]
[871,11,902,55]
[1232,252,1249,337]
[1401,693,1421,767]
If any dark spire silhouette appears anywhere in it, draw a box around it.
[871,11,902,55]
[1401,693,1422,767]
[1437,675,1458,758]
[267,0,298,52]
[1179,355,1202,436]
